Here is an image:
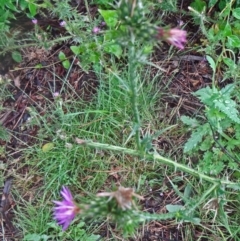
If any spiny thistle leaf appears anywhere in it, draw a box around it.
[184,123,210,153]
[181,115,199,127]
[214,98,240,124]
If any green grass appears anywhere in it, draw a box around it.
[8,57,239,239]
[3,53,239,241]
[8,61,169,239]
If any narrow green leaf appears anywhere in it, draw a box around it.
[206,55,216,73]
[183,184,192,200]
[166,204,183,212]
[28,2,37,17]
[12,51,22,63]
[24,233,41,241]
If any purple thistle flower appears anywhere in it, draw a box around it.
[53,92,60,97]
[92,26,101,34]
[158,28,187,50]
[53,186,80,230]
[32,19,38,25]
[60,21,66,27]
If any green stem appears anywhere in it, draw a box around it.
[83,0,92,22]
[79,139,237,186]
[128,35,141,149]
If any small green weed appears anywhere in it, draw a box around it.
[190,0,240,81]
[182,83,240,174]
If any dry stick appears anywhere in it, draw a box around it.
[75,138,238,187]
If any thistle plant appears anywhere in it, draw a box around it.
[114,0,187,149]
[53,186,177,236]
[51,0,240,237]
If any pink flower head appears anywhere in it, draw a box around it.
[53,186,80,230]
[158,28,187,50]
[60,21,66,27]
[92,27,101,34]
[32,19,38,25]
[53,92,60,97]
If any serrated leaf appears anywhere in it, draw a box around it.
[214,99,240,123]
[200,137,213,151]
[166,204,183,212]
[220,83,235,96]
[194,86,213,104]
[184,124,209,153]
[227,138,240,150]
[232,8,240,19]
[206,55,216,73]
[181,115,199,127]
[12,51,22,63]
